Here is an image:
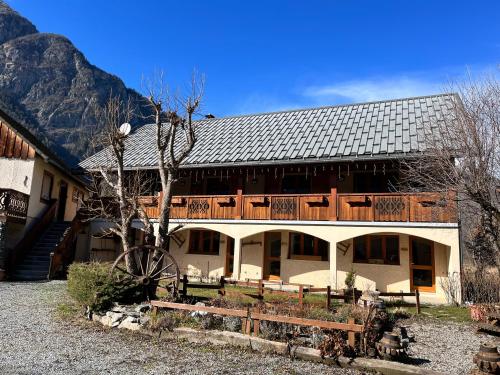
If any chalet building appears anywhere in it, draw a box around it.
[0,107,87,281]
[80,93,461,304]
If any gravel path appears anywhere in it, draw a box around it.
[0,281,359,375]
[397,319,498,375]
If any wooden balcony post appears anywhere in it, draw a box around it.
[406,194,411,222]
[236,189,243,220]
[370,194,375,221]
[330,187,337,221]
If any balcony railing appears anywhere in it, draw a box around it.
[0,189,29,223]
[138,190,457,223]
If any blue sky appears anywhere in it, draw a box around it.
[9,0,500,117]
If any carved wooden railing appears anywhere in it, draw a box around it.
[0,189,29,223]
[48,213,83,279]
[139,190,457,223]
[337,192,457,223]
[8,199,57,272]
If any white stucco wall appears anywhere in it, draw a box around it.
[169,229,226,281]
[0,158,35,194]
[28,156,84,223]
[240,233,264,280]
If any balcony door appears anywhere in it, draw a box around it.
[409,237,435,292]
[263,232,282,280]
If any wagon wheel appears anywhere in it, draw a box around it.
[110,245,180,299]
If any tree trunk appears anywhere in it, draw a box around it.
[157,172,173,252]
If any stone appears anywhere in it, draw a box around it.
[222,316,242,332]
[110,305,129,313]
[99,315,112,327]
[106,311,125,327]
[118,316,141,331]
[135,304,151,313]
[189,302,208,318]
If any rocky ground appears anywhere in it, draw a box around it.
[0,281,360,375]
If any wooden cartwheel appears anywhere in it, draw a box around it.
[110,245,180,299]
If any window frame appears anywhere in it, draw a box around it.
[353,235,400,265]
[288,232,329,261]
[40,170,54,203]
[188,230,220,255]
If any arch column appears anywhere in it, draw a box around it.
[329,240,337,289]
[232,238,242,280]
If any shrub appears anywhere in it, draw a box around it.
[344,268,357,289]
[462,267,500,304]
[67,262,143,312]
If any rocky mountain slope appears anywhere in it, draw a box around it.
[0,1,151,165]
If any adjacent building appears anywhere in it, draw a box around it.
[0,107,86,280]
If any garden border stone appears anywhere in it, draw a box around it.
[92,310,445,375]
[152,327,446,375]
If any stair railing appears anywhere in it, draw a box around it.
[48,213,83,279]
[7,199,58,276]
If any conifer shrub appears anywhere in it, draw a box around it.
[67,262,143,312]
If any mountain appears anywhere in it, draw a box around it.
[0,1,151,165]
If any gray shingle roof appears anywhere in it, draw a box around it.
[80,93,457,170]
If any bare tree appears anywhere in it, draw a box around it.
[145,72,205,251]
[401,74,500,266]
[84,96,153,273]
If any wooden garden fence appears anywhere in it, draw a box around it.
[150,300,364,349]
[178,275,421,313]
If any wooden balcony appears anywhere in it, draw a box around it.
[138,190,457,223]
[0,189,29,223]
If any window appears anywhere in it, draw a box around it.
[353,235,400,265]
[189,230,220,255]
[289,232,328,261]
[40,171,54,202]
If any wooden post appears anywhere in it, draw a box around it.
[236,189,243,219]
[258,279,264,301]
[298,285,304,308]
[370,194,375,221]
[182,274,188,298]
[406,194,411,222]
[330,187,337,221]
[415,289,421,314]
[253,306,260,336]
[151,305,158,319]
[245,307,252,335]
[241,317,247,334]
[219,276,226,296]
[347,318,356,349]
[326,286,332,311]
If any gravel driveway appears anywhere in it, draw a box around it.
[399,319,497,375]
[0,281,360,375]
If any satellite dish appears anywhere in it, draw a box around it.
[119,123,131,136]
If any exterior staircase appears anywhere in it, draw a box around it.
[11,221,71,281]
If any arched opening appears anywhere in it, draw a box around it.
[335,232,452,302]
[238,229,331,285]
[168,227,235,282]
